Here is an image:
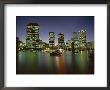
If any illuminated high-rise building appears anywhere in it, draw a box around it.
[26,23,40,50]
[87,41,94,50]
[71,32,79,49]
[58,33,65,49]
[79,29,86,50]
[49,32,55,48]
[66,40,72,50]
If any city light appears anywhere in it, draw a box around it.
[17,22,94,53]
[16,16,94,74]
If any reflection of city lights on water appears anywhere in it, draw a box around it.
[55,57,59,62]
[55,57,60,72]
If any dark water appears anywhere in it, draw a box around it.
[16,51,94,74]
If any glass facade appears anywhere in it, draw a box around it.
[58,33,65,49]
[26,23,39,50]
[49,32,55,48]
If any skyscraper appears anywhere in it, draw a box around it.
[58,33,65,49]
[49,32,55,49]
[26,23,40,50]
[72,32,79,48]
[66,40,72,50]
[79,29,86,50]
[87,41,94,50]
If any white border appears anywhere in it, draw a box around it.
[5,4,107,87]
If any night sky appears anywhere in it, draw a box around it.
[16,16,94,44]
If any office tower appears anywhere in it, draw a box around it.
[58,33,65,49]
[79,29,86,50]
[26,23,40,50]
[66,40,72,50]
[87,41,94,50]
[72,32,79,49]
[49,32,55,49]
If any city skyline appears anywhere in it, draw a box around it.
[16,16,94,74]
[16,16,94,44]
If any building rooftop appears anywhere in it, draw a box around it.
[58,32,64,35]
[27,23,39,26]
